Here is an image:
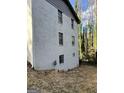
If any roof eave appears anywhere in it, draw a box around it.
[63,0,81,24]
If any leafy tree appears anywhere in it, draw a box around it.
[75,0,83,60]
[87,21,96,62]
[74,0,97,63]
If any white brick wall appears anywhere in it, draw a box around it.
[32,0,79,70]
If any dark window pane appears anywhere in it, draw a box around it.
[73,52,75,57]
[72,36,75,46]
[59,32,63,45]
[71,19,74,29]
[59,55,64,64]
[58,10,63,23]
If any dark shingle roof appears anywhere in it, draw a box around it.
[63,0,81,24]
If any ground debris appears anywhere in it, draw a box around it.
[27,65,97,93]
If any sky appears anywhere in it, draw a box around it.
[69,0,96,28]
[69,0,88,11]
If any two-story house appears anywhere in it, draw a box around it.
[27,0,80,70]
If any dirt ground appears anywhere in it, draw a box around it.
[27,64,97,93]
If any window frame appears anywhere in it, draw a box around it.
[71,19,74,29]
[59,55,64,64]
[73,52,75,57]
[58,10,63,24]
[72,36,75,46]
[59,32,63,45]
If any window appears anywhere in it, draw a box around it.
[59,32,63,45]
[58,10,63,23]
[71,19,74,29]
[59,55,64,64]
[72,36,75,46]
[73,52,75,57]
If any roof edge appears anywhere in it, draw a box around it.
[63,0,81,24]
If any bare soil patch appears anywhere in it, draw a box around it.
[27,64,97,93]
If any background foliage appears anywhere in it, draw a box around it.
[74,0,97,63]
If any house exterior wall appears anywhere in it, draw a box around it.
[27,0,33,65]
[46,0,75,20]
[32,0,79,70]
